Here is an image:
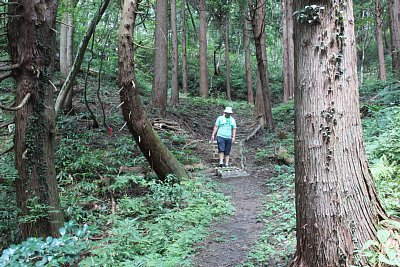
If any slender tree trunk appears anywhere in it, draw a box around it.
[170,0,179,105]
[181,0,188,94]
[375,0,387,81]
[151,0,168,116]
[249,0,274,129]
[55,0,111,114]
[64,12,74,112]
[291,1,386,266]
[389,0,400,76]
[225,19,231,100]
[244,6,254,105]
[199,0,209,98]
[282,0,294,102]
[119,0,190,181]
[8,0,64,239]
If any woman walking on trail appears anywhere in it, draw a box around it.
[210,107,237,167]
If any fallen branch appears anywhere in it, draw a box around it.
[0,71,12,81]
[182,139,201,150]
[0,121,13,130]
[0,145,13,157]
[0,93,31,111]
[243,124,262,142]
[0,63,19,72]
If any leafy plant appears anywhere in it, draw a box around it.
[360,220,400,266]
[294,5,325,24]
[0,221,90,266]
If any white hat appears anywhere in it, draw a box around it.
[224,107,233,113]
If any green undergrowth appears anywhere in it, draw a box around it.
[363,106,400,217]
[79,175,234,266]
[241,165,296,267]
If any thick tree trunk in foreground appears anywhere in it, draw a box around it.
[181,1,188,94]
[170,0,179,105]
[282,0,294,102]
[291,1,386,266]
[151,0,168,116]
[119,0,189,181]
[244,7,254,105]
[249,0,274,129]
[375,0,387,81]
[199,0,209,98]
[8,0,64,239]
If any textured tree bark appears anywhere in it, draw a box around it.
[119,0,190,181]
[151,0,168,116]
[244,6,254,105]
[291,1,386,266]
[249,0,274,129]
[282,0,294,102]
[170,0,179,105]
[199,0,209,98]
[225,19,231,101]
[181,1,188,94]
[389,0,400,77]
[375,0,387,81]
[8,0,64,239]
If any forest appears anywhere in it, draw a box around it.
[0,0,399,266]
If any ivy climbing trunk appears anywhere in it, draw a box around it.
[291,1,386,266]
[118,0,190,181]
[8,0,64,239]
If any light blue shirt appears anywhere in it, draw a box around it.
[215,115,237,139]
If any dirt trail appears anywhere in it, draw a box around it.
[192,171,268,267]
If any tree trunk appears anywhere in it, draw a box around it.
[225,19,231,100]
[55,0,111,115]
[118,0,190,181]
[64,12,74,112]
[151,0,168,116]
[282,0,294,102]
[244,6,254,105]
[255,74,264,121]
[291,1,386,266]
[199,0,209,98]
[181,0,188,94]
[389,0,400,76]
[8,0,64,239]
[249,0,274,129]
[170,0,179,105]
[375,0,387,81]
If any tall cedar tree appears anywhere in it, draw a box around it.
[170,0,179,105]
[8,0,64,238]
[375,0,387,81]
[248,0,274,129]
[118,0,190,181]
[291,1,386,266]
[282,0,294,102]
[151,0,168,116]
[199,0,209,97]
